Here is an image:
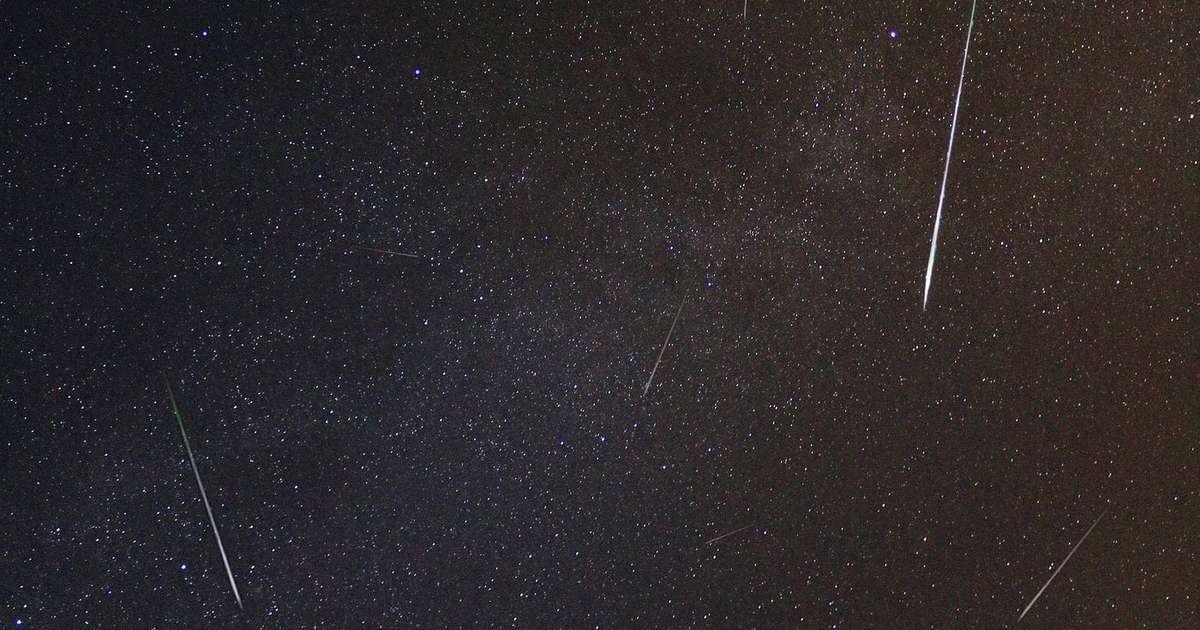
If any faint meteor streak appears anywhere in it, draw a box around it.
[704,524,753,546]
[1017,508,1108,623]
[922,0,977,310]
[642,296,686,397]
[349,244,423,259]
[165,380,244,611]
[743,0,747,20]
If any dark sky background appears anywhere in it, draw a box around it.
[2,1,1197,628]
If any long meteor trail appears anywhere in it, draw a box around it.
[642,296,686,397]
[1017,508,1108,623]
[349,245,423,259]
[166,380,243,610]
[922,0,977,310]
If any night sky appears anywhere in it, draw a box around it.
[2,1,1198,628]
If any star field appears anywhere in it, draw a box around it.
[1,1,1197,628]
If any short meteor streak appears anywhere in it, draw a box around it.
[166,380,244,611]
[704,524,753,546]
[1017,508,1108,623]
[922,0,977,310]
[349,245,423,259]
[642,296,686,397]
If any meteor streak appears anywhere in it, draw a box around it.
[922,0,977,310]
[1017,508,1108,623]
[704,524,753,546]
[349,245,423,258]
[642,295,686,397]
[166,380,244,610]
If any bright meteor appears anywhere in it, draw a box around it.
[922,0,977,310]
[166,380,244,611]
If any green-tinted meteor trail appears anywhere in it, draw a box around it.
[166,380,243,610]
